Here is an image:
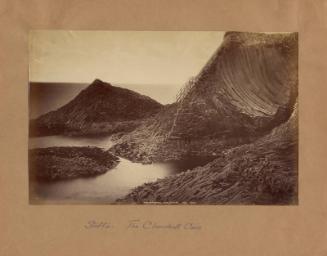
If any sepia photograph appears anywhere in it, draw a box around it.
[28,30,298,205]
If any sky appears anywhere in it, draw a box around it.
[29,31,225,104]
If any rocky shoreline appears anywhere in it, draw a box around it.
[117,105,298,205]
[29,146,119,181]
[117,140,297,205]
[28,32,298,205]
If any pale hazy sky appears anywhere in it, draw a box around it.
[29,31,225,103]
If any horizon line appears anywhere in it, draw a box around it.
[29,81,182,86]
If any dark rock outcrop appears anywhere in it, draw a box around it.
[29,146,119,181]
[29,79,163,136]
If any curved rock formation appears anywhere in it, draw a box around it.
[111,32,298,162]
[172,32,298,137]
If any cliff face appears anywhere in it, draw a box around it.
[170,32,298,137]
[111,32,298,162]
[30,79,163,136]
